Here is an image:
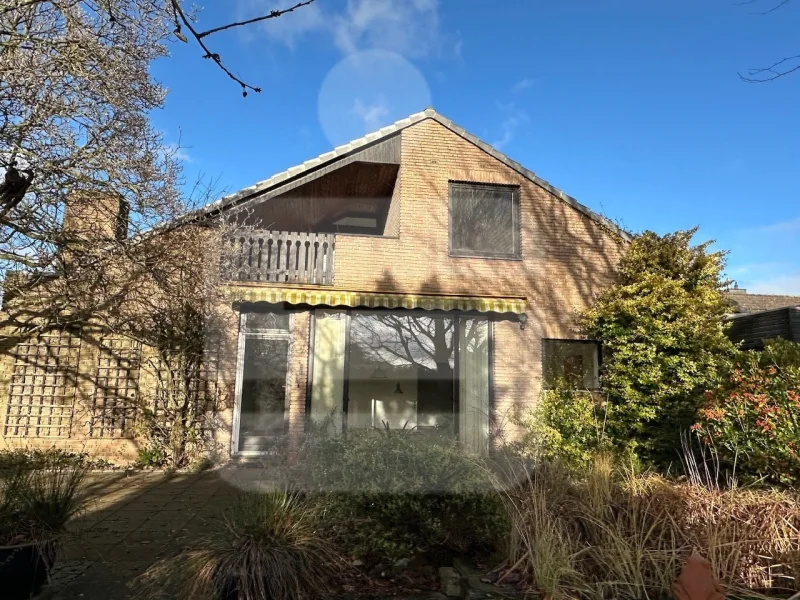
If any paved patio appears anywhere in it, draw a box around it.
[39,469,261,599]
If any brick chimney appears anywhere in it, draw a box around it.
[63,191,129,242]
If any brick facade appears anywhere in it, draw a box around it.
[0,116,625,463]
[332,120,624,425]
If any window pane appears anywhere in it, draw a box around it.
[458,317,490,454]
[542,340,600,389]
[310,311,347,432]
[348,312,455,433]
[451,183,518,257]
[245,311,290,332]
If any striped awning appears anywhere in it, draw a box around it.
[226,286,526,314]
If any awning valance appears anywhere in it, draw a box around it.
[226,286,526,315]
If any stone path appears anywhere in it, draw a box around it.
[38,468,521,600]
[39,469,243,599]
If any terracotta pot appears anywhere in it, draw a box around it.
[0,540,56,600]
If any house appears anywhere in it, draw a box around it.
[0,109,628,462]
[725,287,800,350]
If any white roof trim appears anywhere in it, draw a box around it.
[195,108,631,241]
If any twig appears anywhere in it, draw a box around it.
[739,54,800,82]
[168,0,316,95]
[750,0,792,14]
[168,0,260,94]
[197,0,316,39]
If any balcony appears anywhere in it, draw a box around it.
[221,230,335,286]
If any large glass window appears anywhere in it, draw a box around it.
[450,182,520,259]
[348,312,456,434]
[542,340,600,389]
[309,310,491,453]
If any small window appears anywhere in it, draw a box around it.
[332,216,377,229]
[244,311,290,332]
[449,182,520,258]
[542,340,600,389]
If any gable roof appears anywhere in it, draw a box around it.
[197,108,631,241]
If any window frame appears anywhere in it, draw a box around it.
[448,181,522,260]
[231,309,294,456]
[541,338,602,391]
[306,308,495,442]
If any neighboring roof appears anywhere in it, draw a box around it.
[725,289,800,314]
[195,108,631,241]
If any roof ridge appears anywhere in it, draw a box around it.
[198,107,631,241]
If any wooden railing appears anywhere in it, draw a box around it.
[221,230,335,286]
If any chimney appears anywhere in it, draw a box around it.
[63,191,129,243]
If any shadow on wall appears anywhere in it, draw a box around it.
[0,323,235,466]
[355,164,625,426]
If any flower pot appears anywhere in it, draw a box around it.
[0,540,56,600]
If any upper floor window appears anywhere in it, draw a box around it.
[449,182,520,259]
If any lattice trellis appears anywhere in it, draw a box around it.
[150,344,221,440]
[4,330,81,437]
[89,336,142,438]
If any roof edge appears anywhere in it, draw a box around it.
[194,108,632,241]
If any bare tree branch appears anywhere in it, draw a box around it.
[750,0,792,14]
[197,0,316,39]
[740,54,800,82]
[736,0,798,82]
[3,1,318,94]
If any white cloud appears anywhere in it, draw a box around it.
[727,261,786,277]
[453,30,463,60]
[492,101,529,150]
[757,217,800,235]
[511,77,534,93]
[332,0,442,58]
[165,142,192,163]
[747,273,800,295]
[350,97,390,132]
[236,0,326,47]
[236,0,449,59]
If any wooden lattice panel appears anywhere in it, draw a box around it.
[4,330,81,437]
[150,344,221,439]
[89,336,142,438]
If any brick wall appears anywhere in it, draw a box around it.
[0,117,624,461]
[329,119,624,428]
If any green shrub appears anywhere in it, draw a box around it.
[695,339,800,486]
[513,384,610,470]
[302,426,506,561]
[0,447,113,471]
[136,445,169,468]
[581,228,736,466]
[135,491,342,600]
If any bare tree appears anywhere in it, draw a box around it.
[1,0,185,339]
[102,223,233,467]
[736,0,799,82]
[1,0,310,338]
[1,1,317,95]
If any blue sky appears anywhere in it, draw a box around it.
[151,0,800,294]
